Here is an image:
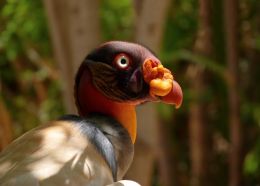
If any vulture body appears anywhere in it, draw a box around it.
[0,41,182,186]
[0,115,133,185]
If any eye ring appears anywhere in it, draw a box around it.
[113,53,131,70]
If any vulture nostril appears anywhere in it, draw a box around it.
[128,68,143,94]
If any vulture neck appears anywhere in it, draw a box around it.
[77,71,137,143]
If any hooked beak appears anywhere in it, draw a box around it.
[142,59,183,108]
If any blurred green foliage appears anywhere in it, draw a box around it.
[0,0,63,135]
[101,0,134,40]
[162,0,198,52]
[0,0,50,59]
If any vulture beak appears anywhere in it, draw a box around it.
[142,59,183,108]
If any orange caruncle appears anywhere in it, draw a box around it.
[143,59,174,97]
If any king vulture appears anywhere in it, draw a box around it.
[0,41,183,186]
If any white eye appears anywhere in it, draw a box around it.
[114,54,131,70]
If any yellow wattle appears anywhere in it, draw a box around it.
[114,105,137,143]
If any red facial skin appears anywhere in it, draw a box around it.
[76,44,183,143]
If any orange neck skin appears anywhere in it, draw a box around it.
[77,71,137,143]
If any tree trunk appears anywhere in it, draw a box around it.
[0,98,13,151]
[224,0,243,185]
[189,0,212,185]
[134,0,170,52]
[43,0,101,114]
[125,0,171,185]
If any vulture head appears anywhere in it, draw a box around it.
[74,41,183,143]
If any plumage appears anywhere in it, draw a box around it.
[0,114,133,185]
[0,41,183,186]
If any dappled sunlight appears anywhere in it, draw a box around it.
[0,161,12,176]
[0,120,114,185]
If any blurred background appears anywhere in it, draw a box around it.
[0,0,260,185]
